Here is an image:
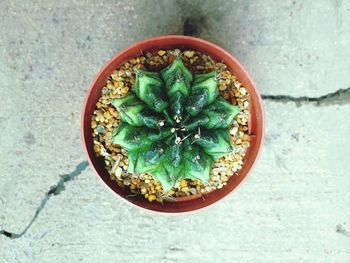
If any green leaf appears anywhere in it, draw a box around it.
[171,92,185,121]
[112,94,144,125]
[161,59,191,122]
[182,145,213,182]
[189,97,240,129]
[160,57,193,84]
[148,164,173,192]
[185,72,219,116]
[193,128,234,159]
[127,150,138,174]
[128,144,174,192]
[159,141,184,183]
[142,143,166,165]
[191,71,216,85]
[183,115,209,131]
[134,70,168,112]
[112,122,172,151]
[137,114,167,129]
[166,78,189,121]
[112,94,166,128]
[128,143,166,174]
[165,73,190,97]
[164,141,183,168]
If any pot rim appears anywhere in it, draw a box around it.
[81,35,265,214]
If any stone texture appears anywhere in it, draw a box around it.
[1,0,350,262]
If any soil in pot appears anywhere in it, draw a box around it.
[91,48,250,203]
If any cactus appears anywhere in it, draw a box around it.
[112,57,239,192]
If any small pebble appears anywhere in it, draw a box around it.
[93,144,100,153]
[182,186,189,193]
[148,194,157,202]
[96,125,106,134]
[221,175,228,182]
[184,50,195,58]
[179,180,188,188]
[230,126,238,135]
[141,187,147,195]
[240,87,247,95]
[219,84,227,91]
[190,188,197,195]
[123,178,131,186]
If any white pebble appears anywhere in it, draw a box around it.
[114,167,123,179]
[230,127,238,135]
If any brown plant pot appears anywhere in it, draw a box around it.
[81,35,264,213]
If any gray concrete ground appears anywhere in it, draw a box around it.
[1,0,350,262]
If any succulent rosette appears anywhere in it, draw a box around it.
[112,57,239,192]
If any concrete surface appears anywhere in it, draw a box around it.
[1,0,350,262]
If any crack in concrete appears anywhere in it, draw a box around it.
[1,87,349,240]
[261,87,350,106]
[0,161,89,239]
[336,224,350,238]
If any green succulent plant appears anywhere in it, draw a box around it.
[112,57,239,192]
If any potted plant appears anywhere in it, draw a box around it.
[81,35,264,213]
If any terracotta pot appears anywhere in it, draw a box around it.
[81,35,264,213]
